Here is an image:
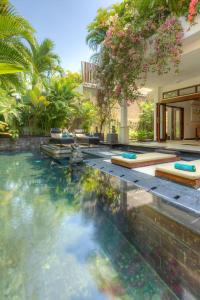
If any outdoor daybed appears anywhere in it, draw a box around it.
[111,152,180,169]
[155,160,200,189]
[50,137,74,144]
[50,128,74,144]
[75,134,100,145]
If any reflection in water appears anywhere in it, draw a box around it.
[0,152,180,299]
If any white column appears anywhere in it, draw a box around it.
[119,99,129,144]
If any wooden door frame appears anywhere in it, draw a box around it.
[169,106,184,140]
[156,103,184,142]
[156,103,166,142]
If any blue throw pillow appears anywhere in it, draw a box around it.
[122,153,137,159]
[174,163,196,172]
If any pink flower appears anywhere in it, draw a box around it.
[117,31,125,38]
[188,15,194,22]
[106,26,114,38]
[188,0,200,22]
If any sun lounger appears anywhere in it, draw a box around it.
[155,160,200,188]
[50,137,74,144]
[50,128,62,139]
[111,152,180,169]
[75,134,100,145]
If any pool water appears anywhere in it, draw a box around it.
[0,152,183,299]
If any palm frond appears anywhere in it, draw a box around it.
[0,73,24,90]
[0,62,23,74]
[0,0,35,84]
[0,0,16,16]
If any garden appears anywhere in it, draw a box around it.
[0,0,96,139]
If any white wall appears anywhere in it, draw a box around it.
[170,100,200,139]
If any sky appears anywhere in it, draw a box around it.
[12,0,116,72]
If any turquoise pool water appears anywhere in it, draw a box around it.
[0,152,179,299]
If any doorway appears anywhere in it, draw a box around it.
[156,103,184,142]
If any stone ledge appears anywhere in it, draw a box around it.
[0,137,50,151]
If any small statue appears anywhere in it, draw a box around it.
[70,144,83,164]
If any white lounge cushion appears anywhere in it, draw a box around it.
[51,133,62,139]
[112,152,177,164]
[156,160,200,180]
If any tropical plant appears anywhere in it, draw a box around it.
[31,38,62,87]
[0,0,35,88]
[138,102,154,131]
[19,72,95,135]
[47,75,96,132]
[0,120,8,132]
[0,88,23,136]
[69,98,97,132]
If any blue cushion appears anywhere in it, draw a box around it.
[174,163,196,172]
[122,153,137,159]
[62,133,70,138]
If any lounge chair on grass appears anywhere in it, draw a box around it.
[111,152,180,169]
[155,160,200,189]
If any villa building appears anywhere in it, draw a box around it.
[143,16,200,144]
[82,16,200,144]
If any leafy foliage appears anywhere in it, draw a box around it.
[129,101,154,141]
[31,38,62,87]
[136,0,190,17]
[18,72,96,135]
[86,1,195,102]
[0,0,35,84]
[0,0,96,139]
[0,88,23,136]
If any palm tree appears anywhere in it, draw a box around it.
[31,38,62,87]
[0,0,35,88]
[86,8,110,52]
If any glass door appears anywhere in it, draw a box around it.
[156,104,184,142]
[171,107,184,140]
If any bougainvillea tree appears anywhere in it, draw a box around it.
[87,0,199,103]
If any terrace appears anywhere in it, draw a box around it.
[1,0,200,300]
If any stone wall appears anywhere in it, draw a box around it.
[127,206,200,299]
[0,137,50,151]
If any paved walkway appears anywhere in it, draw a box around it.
[83,147,200,219]
[129,140,200,154]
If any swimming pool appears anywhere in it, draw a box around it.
[0,152,199,299]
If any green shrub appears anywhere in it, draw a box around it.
[129,129,138,140]
[137,130,154,141]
